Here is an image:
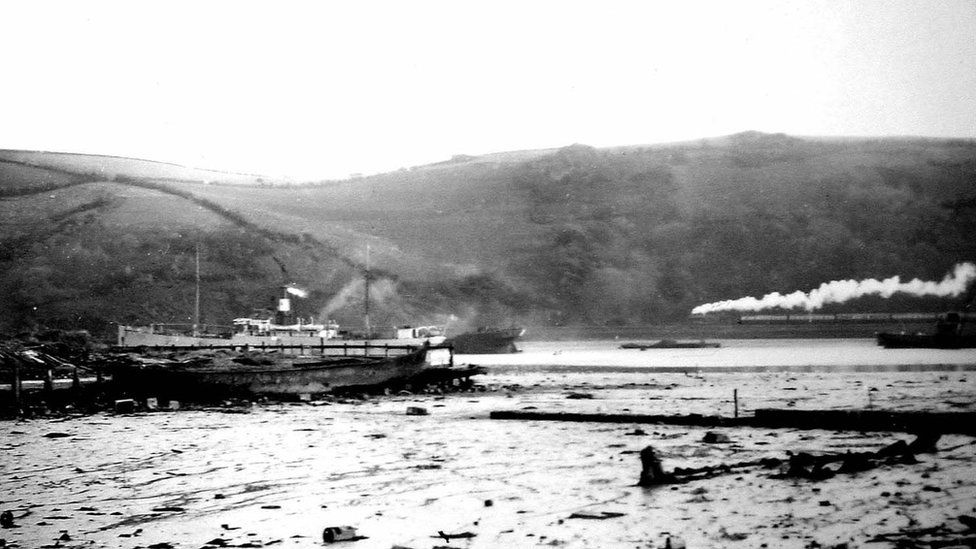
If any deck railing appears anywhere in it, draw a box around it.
[112,341,455,360]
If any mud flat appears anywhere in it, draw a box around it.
[2,348,975,548]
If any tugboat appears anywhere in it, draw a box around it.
[877,312,976,349]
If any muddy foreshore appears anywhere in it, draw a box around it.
[2,367,976,549]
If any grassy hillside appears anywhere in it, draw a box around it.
[0,150,278,185]
[1,133,974,340]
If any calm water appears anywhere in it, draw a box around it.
[459,338,976,371]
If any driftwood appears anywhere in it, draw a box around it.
[775,433,940,480]
[637,433,941,486]
[869,516,976,549]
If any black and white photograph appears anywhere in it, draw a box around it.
[2,2,975,548]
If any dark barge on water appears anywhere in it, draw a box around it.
[620,339,721,350]
[444,327,525,354]
[877,312,976,349]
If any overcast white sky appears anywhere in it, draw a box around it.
[2,1,974,179]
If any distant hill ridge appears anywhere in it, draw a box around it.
[0,148,268,177]
[1,132,974,339]
[0,149,284,187]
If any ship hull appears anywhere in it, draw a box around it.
[620,340,721,350]
[446,328,525,354]
[110,347,432,400]
[876,332,976,349]
[118,326,445,351]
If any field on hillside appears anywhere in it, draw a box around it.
[0,150,274,185]
[187,162,538,266]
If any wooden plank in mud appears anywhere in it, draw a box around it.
[751,408,976,436]
[490,409,976,435]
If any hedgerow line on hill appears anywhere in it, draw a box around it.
[0,148,267,179]
[0,158,393,279]
[111,176,396,278]
[0,203,110,263]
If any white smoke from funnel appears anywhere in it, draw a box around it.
[320,278,398,318]
[691,262,976,315]
[286,286,308,298]
[321,279,363,318]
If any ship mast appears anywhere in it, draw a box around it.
[193,243,200,336]
[364,243,371,341]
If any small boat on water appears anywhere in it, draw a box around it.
[108,344,482,400]
[445,327,525,354]
[877,312,976,349]
[620,339,721,350]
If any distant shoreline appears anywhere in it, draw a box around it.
[482,363,976,374]
[522,321,935,340]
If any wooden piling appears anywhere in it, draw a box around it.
[734,388,739,418]
[12,358,23,415]
[71,366,82,409]
[44,368,55,402]
[638,446,669,486]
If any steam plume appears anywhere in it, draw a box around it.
[691,262,976,315]
[320,278,398,318]
[286,286,308,298]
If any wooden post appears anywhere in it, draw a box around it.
[12,358,23,416]
[733,388,739,419]
[44,368,55,406]
[638,446,667,486]
[71,366,82,409]
[343,342,348,356]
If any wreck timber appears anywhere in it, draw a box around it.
[489,409,976,435]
